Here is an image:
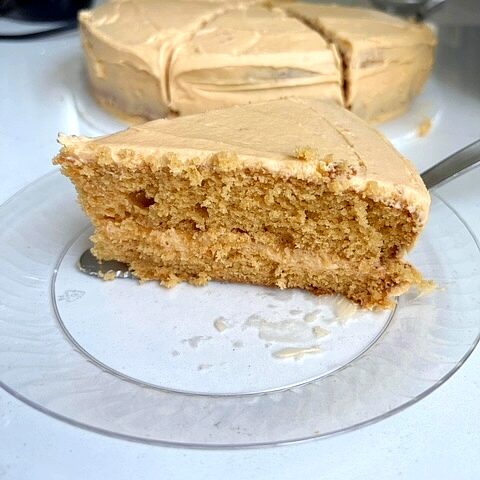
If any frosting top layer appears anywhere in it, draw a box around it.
[60,98,430,222]
[183,5,331,55]
[81,0,232,44]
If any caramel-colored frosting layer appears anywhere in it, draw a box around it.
[59,97,430,223]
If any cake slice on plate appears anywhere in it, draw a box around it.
[54,98,430,309]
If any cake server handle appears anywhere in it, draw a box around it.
[420,139,480,190]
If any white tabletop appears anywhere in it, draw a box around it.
[1,14,479,480]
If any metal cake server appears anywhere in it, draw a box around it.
[77,249,134,279]
[420,139,480,189]
[78,139,480,278]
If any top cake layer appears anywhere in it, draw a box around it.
[59,97,430,224]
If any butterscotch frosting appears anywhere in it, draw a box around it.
[59,97,430,223]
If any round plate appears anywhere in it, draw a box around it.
[0,171,479,448]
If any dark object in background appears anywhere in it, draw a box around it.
[370,0,446,19]
[0,0,92,21]
[0,0,92,39]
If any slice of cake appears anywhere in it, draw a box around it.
[169,5,343,115]
[54,98,430,309]
[286,3,437,122]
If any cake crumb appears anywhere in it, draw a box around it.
[414,279,439,298]
[304,309,321,323]
[99,270,116,281]
[272,345,322,360]
[417,117,432,137]
[182,335,212,348]
[335,296,358,322]
[312,326,329,338]
[294,146,319,162]
[213,317,230,332]
[197,363,213,371]
[160,274,181,288]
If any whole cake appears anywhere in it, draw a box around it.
[54,98,430,308]
[79,0,436,123]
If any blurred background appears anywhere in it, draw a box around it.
[1,0,480,26]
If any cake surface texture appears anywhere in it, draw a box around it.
[54,98,430,309]
[79,0,436,123]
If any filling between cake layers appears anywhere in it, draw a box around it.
[56,149,425,309]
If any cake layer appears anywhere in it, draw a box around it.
[59,98,430,221]
[91,220,423,309]
[169,5,343,114]
[59,158,421,265]
[286,3,437,122]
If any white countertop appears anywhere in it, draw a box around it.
[1,15,479,480]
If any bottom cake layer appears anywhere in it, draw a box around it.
[92,222,424,309]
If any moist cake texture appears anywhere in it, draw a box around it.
[54,98,430,309]
[79,0,436,123]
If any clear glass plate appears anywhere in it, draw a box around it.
[0,171,479,448]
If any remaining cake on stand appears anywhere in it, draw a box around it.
[54,98,430,309]
[79,0,436,123]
